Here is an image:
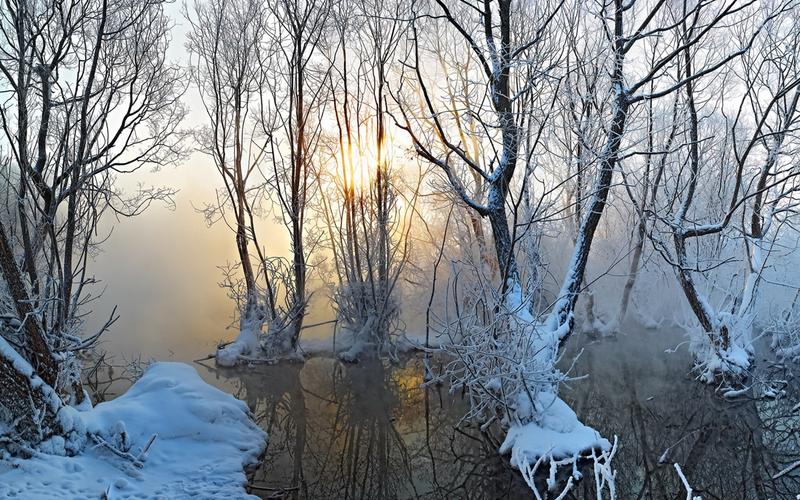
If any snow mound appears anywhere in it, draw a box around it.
[0,362,267,499]
[216,325,261,367]
[690,312,753,383]
[499,391,610,469]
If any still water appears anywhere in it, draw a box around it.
[158,326,800,500]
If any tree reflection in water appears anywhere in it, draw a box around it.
[561,327,800,499]
[200,357,529,499]
[197,327,800,499]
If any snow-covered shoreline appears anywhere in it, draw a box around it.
[0,362,266,499]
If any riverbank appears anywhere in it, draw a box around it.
[0,363,266,499]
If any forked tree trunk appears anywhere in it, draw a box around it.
[672,18,725,349]
[619,94,678,324]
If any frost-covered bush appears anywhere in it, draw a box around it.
[433,276,613,496]
[768,300,800,361]
[333,280,400,362]
[437,283,565,427]
[215,258,310,365]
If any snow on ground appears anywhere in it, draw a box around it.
[0,363,266,499]
[216,320,262,367]
[216,332,258,367]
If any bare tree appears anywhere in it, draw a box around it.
[549,0,773,343]
[647,1,800,380]
[395,0,567,289]
[260,0,332,353]
[185,0,280,364]
[316,0,415,360]
[0,0,185,451]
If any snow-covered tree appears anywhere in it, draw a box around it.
[646,1,800,381]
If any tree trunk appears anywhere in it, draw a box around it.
[675,236,716,330]
[0,221,58,388]
[0,337,64,450]
[290,220,306,348]
[618,218,646,322]
[487,201,518,284]
[552,91,630,341]
[549,0,629,343]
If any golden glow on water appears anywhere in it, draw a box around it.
[390,364,426,427]
[209,329,786,499]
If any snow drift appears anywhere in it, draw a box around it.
[0,362,267,499]
[500,391,611,469]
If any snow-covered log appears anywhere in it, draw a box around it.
[0,222,59,388]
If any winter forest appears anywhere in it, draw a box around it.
[2,0,800,498]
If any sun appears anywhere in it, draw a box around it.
[337,147,374,192]
[336,130,393,193]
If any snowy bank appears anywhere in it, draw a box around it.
[0,362,267,499]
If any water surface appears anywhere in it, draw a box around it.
[175,326,800,499]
